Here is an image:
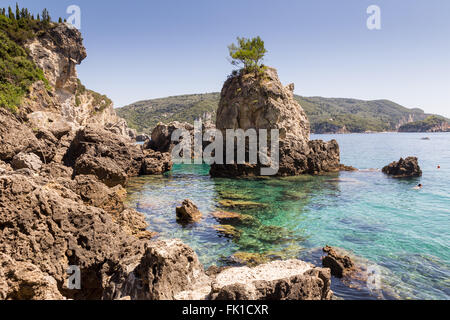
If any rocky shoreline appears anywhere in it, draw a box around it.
[0,22,339,300]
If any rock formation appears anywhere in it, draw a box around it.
[322,246,355,278]
[176,199,202,223]
[210,68,341,177]
[64,124,172,187]
[382,157,422,177]
[0,21,173,300]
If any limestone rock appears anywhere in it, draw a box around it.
[322,246,355,278]
[210,260,332,300]
[176,199,202,223]
[103,239,210,300]
[210,67,340,177]
[64,125,172,187]
[136,134,150,142]
[0,254,65,300]
[11,152,43,172]
[0,109,39,162]
[382,157,422,177]
[0,172,147,300]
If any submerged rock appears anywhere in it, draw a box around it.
[322,246,355,278]
[382,157,422,177]
[210,67,340,177]
[176,199,202,223]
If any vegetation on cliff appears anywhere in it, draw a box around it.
[398,115,449,132]
[0,6,57,112]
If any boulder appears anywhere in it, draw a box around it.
[176,199,202,223]
[210,260,332,300]
[322,246,355,278]
[11,152,43,172]
[382,157,422,177]
[136,134,150,142]
[0,109,39,162]
[210,67,340,177]
[0,253,65,300]
[103,239,210,300]
[27,111,73,140]
[64,124,172,187]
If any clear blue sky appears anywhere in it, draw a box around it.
[4,1,450,117]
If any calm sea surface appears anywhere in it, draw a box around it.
[126,132,450,300]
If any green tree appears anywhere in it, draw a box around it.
[228,36,267,73]
[41,8,50,23]
[1,8,6,16]
[15,3,20,20]
[8,6,14,19]
[58,17,62,23]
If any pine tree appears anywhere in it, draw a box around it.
[8,6,14,19]
[1,8,5,16]
[36,13,40,21]
[15,3,20,20]
[42,8,50,23]
[58,17,62,23]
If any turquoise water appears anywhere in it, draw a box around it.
[126,132,450,300]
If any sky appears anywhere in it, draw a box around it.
[3,0,450,117]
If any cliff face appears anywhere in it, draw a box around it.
[20,23,129,133]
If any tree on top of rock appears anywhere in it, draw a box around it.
[228,36,267,74]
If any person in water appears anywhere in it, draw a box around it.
[413,184,423,190]
[437,165,441,169]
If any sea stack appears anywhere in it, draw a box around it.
[210,67,340,177]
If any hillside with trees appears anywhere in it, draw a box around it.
[398,115,449,132]
[117,93,445,134]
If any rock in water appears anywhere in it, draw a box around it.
[322,246,355,278]
[176,199,202,223]
[382,157,422,177]
[210,67,340,177]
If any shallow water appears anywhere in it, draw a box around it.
[126,132,450,300]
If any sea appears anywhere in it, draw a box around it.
[126,132,450,300]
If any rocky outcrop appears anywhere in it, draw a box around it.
[209,260,332,300]
[103,239,210,300]
[176,199,202,223]
[64,125,172,187]
[210,68,340,177]
[11,153,43,172]
[136,134,150,142]
[322,246,355,278]
[144,121,215,159]
[21,23,130,135]
[0,253,65,300]
[382,157,422,178]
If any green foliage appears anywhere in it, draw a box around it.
[0,11,51,112]
[228,36,267,74]
[117,93,447,134]
[398,116,449,132]
[116,93,220,132]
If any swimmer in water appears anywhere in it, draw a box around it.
[437,165,441,169]
[413,184,423,190]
